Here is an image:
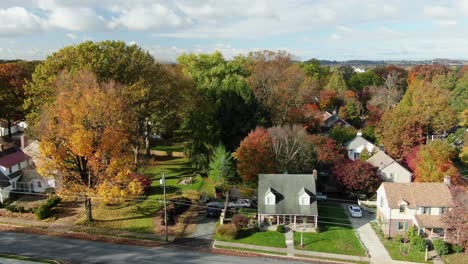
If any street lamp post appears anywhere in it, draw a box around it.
[160,171,168,242]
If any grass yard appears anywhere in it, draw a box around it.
[216,229,287,248]
[294,203,366,256]
[370,222,429,263]
[151,142,185,152]
[443,253,468,264]
[80,156,202,234]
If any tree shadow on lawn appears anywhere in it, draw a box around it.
[235,228,264,239]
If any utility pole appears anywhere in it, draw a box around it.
[160,171,168,242]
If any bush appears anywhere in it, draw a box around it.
[433,239,449,256]
[5,204,19,212]
[216,224,238,240]
[277,224,285,233]
[411,236,426,251]
[35,204,52,220]
[232,214,249,229]
[393,234,404,243]
[130,173,152,193]
[46,196,61,208]
[451,244,464,253]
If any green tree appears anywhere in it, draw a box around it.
[329,125,357,145]
[301,59,330,84]
[349,71,382,91]
[209,145,237,186]
[324,71,348,95]
[450,74,468,113]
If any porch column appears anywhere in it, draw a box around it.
[443,229,446,242]
[283,215,285,224]
[277,215,279,225]
[258,214,261,227]
[294,215,296,230]
[315,215,318,228]
[430,228,434,239]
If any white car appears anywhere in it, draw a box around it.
[228,199,251,208]
[348,205,363,218]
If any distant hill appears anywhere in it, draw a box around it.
[304,58,468,67]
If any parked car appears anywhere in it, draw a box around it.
[348,205,363,218]
[228,199,251,208]
[316,192,327,201]
[206,202,224,217]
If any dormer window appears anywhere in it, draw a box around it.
[298,187,311,205]
[398,200,408,213]
[265,188,276,205]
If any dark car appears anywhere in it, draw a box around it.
[206,202,224,218]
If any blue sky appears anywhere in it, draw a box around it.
[1,0,468,62]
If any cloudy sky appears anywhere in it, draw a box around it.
[1,0,468,62]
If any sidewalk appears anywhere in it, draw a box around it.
[285,229,294,257]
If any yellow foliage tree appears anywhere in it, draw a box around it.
[37,70,142,222]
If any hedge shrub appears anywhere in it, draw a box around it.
[277,224,285,233]
[433,239,449,256]
[451,244,464,253]
[411,236,426,251]
[232,214,249,229]
[35,196,61,220]
[216,224,238,240]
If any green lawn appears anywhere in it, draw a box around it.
[82,157,201,234]
[443,253,468,264]
[294,203,366,256]
[216,229,287,248]
[370,222,429,263]
[151,143,185,152]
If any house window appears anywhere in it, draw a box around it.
[266,196,275,205]
[422,207,431,215]
[397,222,406,231]
[399,204,406,213]
[300,196,309,205]
[18,162,21,169]
[379,197,384,207]
[37,181,42,188]
[8,167,12,174]
[440,207,447,214]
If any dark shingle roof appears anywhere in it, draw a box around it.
[0,147,30,168]
[258,174,318,216]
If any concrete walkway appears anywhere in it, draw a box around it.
[285,229,295,257]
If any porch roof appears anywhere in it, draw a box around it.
[413,215,447,229]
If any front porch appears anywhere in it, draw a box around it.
[258,214,318,232]
[414,215,447,241]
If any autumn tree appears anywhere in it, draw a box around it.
[246,50,317,125]
[37,70,142,222]
[332,160,382,195]
[25,41,169,165]
[368,71,404,111]
[268,125,316,174]
[287,103,322,133]
[324,70,348,95]
[329,125,357,145]
[450,74,468,113]
[407,65,449,85]
[234,127,275,185]
[443,185,468,248]
[0,63,29,138]
[309,135,345,168]
[412,141,461,183]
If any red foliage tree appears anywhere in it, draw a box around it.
[234,127,276,184]
[405,146,420,172]
[442,185,468,248]
[130,173,152,193]
[309,135,345,168]
[287,103,322,133]
[408,65,449,85]
[319,90,338,110]
[332,160,382,194]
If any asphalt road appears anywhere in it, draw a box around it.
[0,232,311,264]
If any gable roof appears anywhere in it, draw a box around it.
[0,147,30,168]
[258,174,318,215]
[379,182,454,209]
[345,136,375,150]
[367,151,412,175]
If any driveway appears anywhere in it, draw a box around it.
[173,208,217,248]
[0,232,312,264]
[344,204,394,264]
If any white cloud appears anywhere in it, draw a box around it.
[45,7,104,31]
[66,33,77,39]
[109,3,186,30]
[423,5,456,19]
[0,7,43,36]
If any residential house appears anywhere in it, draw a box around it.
[258,173,318,232]
[344,133,377,160]
[21,140,56,193]
[0,120,27,137]
[367,151,412,183]
[0,144,32,203]
[376,178,454,240]
[322,111,351,129]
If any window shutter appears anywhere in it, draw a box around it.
[404,222,408,230]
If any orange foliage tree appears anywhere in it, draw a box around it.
[234,127,275,185]
[37,70,143,222]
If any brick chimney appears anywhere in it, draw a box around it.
[444,176,451,187]
[20,134,28,149]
